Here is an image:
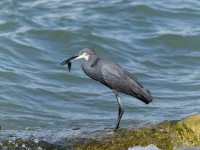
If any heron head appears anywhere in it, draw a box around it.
[60,48,96,72]
[76,48,96,61]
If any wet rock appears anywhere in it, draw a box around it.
[71,114,200,150]
[0,114,199,150]
[0,138,65,150]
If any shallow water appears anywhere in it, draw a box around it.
[0,0,200,148]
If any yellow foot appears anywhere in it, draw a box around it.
[105,129,115,135]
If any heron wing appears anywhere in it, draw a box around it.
[99,60,153,104]
[123,69,144,88]
[100,61,140,90]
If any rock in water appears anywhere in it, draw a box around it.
[71,114,200,150]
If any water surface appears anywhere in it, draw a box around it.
[0,0,200,148]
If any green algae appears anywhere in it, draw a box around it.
[173,114,200,148]
[71,123,173,150]
[71,114,200,150]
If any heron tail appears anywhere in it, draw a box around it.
[136,87,153,104]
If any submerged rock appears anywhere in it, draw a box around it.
[0,138,65,150]
[71,114,200,150]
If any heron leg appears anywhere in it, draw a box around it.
[113,90,124,131]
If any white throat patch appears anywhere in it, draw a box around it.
[75,52,90,61]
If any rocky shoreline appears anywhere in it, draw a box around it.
[71,114,200,150]
[0,114,200,150]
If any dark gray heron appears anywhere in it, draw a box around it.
[60,48,153,131]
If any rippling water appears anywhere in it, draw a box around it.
[0,0,200,148]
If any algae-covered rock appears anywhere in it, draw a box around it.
[0,115,199,150]
[173,114,200,148]
[71,114,200,150]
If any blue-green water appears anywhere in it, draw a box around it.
[0,0,200,148]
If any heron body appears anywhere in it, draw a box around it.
[60,48,153,131]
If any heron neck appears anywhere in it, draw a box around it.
[81,55,97,77]
[84,55,97,67]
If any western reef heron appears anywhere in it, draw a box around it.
[60,48,153,131]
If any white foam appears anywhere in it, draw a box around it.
[128,144,160,150]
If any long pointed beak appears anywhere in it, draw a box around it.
[60,55,78,72]
[60,55,78,66]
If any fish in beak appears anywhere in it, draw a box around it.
[60,51,90,72]
[60,55,78,72]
